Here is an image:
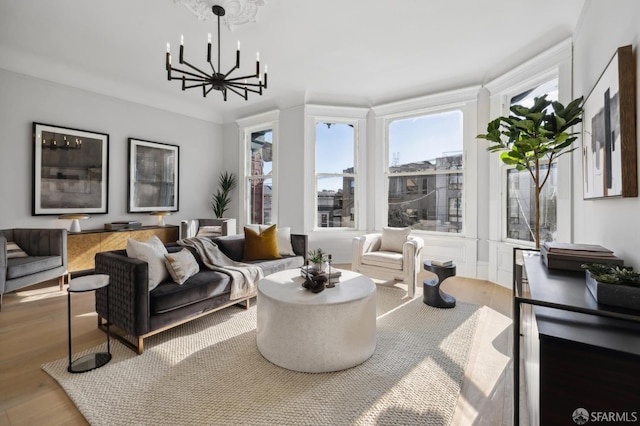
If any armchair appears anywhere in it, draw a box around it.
[0,228,68,311]
[352,228,424,298]
[180,218,237,239]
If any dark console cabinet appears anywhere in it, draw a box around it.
[514,250,640,426]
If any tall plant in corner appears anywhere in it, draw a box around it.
[211,171,237,218]
[477,95,583,248]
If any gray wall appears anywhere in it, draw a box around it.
[572,0,640,268]
[0,69,222,231]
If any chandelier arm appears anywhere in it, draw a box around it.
[227,83,263,95]
[223,65,239,79]
[204,84,215,96]
[225,74,263,82]
[227,81,263,88]
[169,67,210,81]
[183,82,210,89]
[176,60,213,79]
[226,85,247,100]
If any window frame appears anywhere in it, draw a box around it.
[305,105,368,233]
[237,110,279,228]
[382,106,465,235]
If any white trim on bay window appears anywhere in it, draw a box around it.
[236,110,280,229]
[484,38,574,287]
[304,104,368,233]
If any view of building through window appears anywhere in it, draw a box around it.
[315,123,356,228]
[387,110,463,232]
[506,79,558,243]
[248,129,273,224]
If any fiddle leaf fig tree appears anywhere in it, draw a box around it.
[477,95,583,248]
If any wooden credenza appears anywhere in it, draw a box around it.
[67,225,179,275]
[514,250,640,425]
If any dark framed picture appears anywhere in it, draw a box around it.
[128,138,179,213]
[33,122,109,215]
[582,44,637,199]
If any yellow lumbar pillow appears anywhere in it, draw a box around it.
[243,224,282,261]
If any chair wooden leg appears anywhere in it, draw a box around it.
[59,275,65,291]
[0,294,3,312]
[246,298,251,309]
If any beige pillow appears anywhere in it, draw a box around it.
[164,249,200,285]
[6,242,28,258]
[245,224,295,256]
[380,227,411,253]
[196,226,222,237]
[126,236,169,291]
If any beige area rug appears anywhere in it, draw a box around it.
[43,285,480,426]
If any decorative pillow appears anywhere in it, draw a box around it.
[245,224,295,256]
[243,224,282,261]
[6,242,28,258]
[126,236,169,291]
[380,227,411,253]
[196,226,222,238]
[164,249,200,285]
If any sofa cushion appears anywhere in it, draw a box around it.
[380,227,411,253]
[6,256,63,279]
[126,236,169,291]
[361,251,404,270]
[243,224,282,261]
[164,249,200,285]
[245,224,295,256]
[150,270,232,314]
[213,235,245,262]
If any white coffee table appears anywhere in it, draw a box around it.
[256,269,376,373]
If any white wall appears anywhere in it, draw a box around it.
[0,69,222,231]
[572,0,640,269]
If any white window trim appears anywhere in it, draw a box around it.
[372,86,479,236]
[236,110,280,229]
[305,104,368,233]
[485,38,573,247]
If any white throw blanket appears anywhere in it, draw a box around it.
[177,237,264,300]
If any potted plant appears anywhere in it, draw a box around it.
[582,263,640,310]
[477,95,583,248]
[211,171,237,218]
[307,248,329,272]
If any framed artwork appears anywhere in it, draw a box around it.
[582,44,637,199]
[33,122,109,215]
[128,138,179,213]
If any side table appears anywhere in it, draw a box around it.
[423,260,456,308]
[68,274,111,373]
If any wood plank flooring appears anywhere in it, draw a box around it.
[0,269,517,426]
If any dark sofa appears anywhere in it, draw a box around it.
[95,233,307,354]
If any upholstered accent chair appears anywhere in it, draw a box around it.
[0,228,68,310]
[180,218,237,239]
[352,227,424,298]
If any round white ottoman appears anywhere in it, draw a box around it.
[256,269,376,373]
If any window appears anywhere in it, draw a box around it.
[386,110,463,232]
[248,129,273,225]
[315,122,356,228]
[505,79,558,243]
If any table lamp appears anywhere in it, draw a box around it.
[150,211,171,226]
[59,214,89,233]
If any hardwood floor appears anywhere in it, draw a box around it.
[0,270,516,426]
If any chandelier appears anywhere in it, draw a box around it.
[165,5,267,101]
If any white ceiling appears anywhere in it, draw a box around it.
[0,0,586,123]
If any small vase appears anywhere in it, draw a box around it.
[313,262,327,273]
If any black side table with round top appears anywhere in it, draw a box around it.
[422,260,456,308]
[67,274,112,373]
